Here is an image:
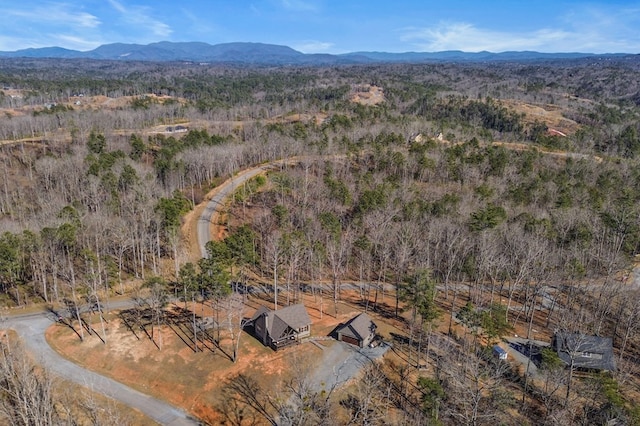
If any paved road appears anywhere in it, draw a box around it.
[3,311,199,426]
[0,162,278,426]
[196,160,393,399]
[197,164,273,258]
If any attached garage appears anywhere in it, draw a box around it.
[336,312,377,348]
[341,335,361,346]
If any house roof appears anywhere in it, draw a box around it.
[251,305,269,323]
[251,304,311,340]
[553,332,615,371]
[337,312,377,341]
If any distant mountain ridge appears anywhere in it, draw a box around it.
[0,41,630,64]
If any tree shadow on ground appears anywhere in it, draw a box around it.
[164,307,200,353]
[118,307,159,350]
[340,295,402,323]
[48,305,85,342]
[164,306,235,360]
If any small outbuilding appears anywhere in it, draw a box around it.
[336,312,377,348]
[250,304,311,351]
[552,332,615,371]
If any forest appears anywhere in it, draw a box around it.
[1,55,640,425]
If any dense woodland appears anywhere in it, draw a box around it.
[1,56,640,425]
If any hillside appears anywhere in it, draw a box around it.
[0,41,634,65]
[0,59,639,425]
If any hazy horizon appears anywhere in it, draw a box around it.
[1,1,640,54]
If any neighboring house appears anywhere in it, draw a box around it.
[552,332,615,371]
[336,312,377,348]
[165,125,188,133]
[250,304,311,350]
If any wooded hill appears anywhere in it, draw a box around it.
[1,57,640,425]
[0,41,630,63]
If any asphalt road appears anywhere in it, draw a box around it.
[0,163,277,426]
[3,311,198,426]
[7,149,636,425]
[197,164,272,258]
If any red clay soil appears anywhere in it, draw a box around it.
[45,291,382,424]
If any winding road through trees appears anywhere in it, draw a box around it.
[0,163,281,425]
[197,164,274,257]
[1,161,284,425]
[1,147,633,424]
[3,309,198,425]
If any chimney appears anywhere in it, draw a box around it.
[263,313,268,346]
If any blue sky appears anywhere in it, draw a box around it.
[1,1,639,53]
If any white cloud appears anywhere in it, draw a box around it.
[293,40,334,53]
[52,34,102,51]
[181,9,214,35]
[150,22,173,38]
[2,3,100,29]
[0,3,102,50]
[401,16,640,53]
[402,22,573,52]
[76,13,99,28]
[0,35,39,51]
[0,31,104,52]
[107,0,126,14]
[108,0,172,38]
[561,5,640,53]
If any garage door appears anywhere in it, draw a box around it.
[341,335,361,347]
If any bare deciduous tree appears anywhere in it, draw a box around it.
[0,338,56,426]
[341,363,392,426]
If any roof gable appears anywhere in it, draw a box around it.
[272,304,312,330]
[269,314,290,340]
[338,313,376,341]
[251,306,269,323]
[251,304,311,340]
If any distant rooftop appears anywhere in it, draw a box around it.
[552,332,615,371]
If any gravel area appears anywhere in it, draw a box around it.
[308,339,390,392]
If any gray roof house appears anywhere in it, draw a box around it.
[336,312,377,348]
[250,304,311,350]
[552,332,616,371]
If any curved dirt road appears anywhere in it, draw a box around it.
[4,311,198,426]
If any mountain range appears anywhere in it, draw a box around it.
[0,41,631,65]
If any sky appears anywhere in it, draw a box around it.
[1,0,640,54]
